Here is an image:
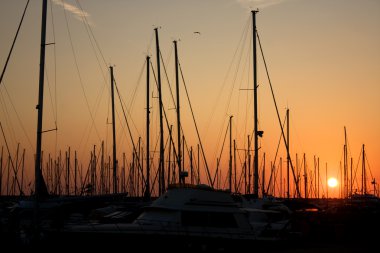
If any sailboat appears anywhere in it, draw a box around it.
[43,185,259,251]
[0,0,52,247]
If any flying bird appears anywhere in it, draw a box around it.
[194,31,201,35]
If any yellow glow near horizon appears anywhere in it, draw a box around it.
[328,177,338,188]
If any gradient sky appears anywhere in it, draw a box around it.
[1,0,379,197]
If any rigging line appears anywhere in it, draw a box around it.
[0,121,23,195]
[75,0,108,87]
[146,32,155,58]
[244,33,253,140]
[222,160,230,190]
[273,159,281,196]
[364,151,374,181]
[235,146,246,193]
[266,114,287,194]
[73,0,111,148]
[212,117,230,180]
[210,115,227,171]
[148,129,160,195]
[11,144,21,194]
[178,63,212,187]
[212,118,230,187]
[47,0,58,124]
[70,1,110,154]
[205,16,251,137]
[352,149,360,191]
[127,60,146,115]
[289,110,305,155]
[235,32,252,144]
[215,21,250,157]
[79,156,92,196]
[75,0,108,69]
[258,154,266,193]
[49,0,59,159]
[182,135,199,178]
[0,0,34,151]
[150,62,180,172]
[235,75,252,151]
[213,21,251,164]
[165,43,174,71]
[0,86,34,150]
[114,76,143,145]
[76,77,105,157]
[102,83,110,163]
[0,0,30,86]
[256,30,301,197]
[113,78,146,186]
[160,49,177,110]
[44,67,58,130]
[149,162,160,197]
[75,0,111,154]
[61,0,102,141]
[105,65,146,147]
[111,79,131,148]
[77,21,123,169]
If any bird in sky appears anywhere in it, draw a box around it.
[194,31,201,35]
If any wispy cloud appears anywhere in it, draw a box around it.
[235,0,288,10]
[52,0,93,26]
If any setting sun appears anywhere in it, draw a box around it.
[328,177,338,188]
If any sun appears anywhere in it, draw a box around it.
[328,177,338,188]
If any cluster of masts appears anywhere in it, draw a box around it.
[0,134,377,198]
[1,3,378,200]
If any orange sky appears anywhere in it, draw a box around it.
[0,0,379,197]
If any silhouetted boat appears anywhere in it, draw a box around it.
[43,184,291,251]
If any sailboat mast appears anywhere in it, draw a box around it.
[145,56,151,199]
[252,10,259,196]
[155,28,165,195]
[344,126,347,198]
[286,108,290,199]
[362,144,366,195]
[229,116,233,192]
[110,66,117,194]
[174,40,182,185]
[35,0,48,199]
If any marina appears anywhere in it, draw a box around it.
[1,0,379,251]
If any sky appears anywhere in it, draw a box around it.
[0,0,379,197]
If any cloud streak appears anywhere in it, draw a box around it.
[235,0,288,10]
[52,0,92,25]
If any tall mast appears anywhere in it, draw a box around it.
[362,144,366,195]
[262,153,265,196]
[155,28,165,195]
[174,40,182,185]
[229,116,233,192]
[252,10,259,196]
[344,126,347,198]
[286,109,290,198]
[110,66,117,194]
[145,56,151,199]
[74,150,77,195]
[304,153,307,198]
[326,163,328,199]
[34,0,48,238]
[35,0,48,200]
[318,157,320,198]
[234,140,237,192]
